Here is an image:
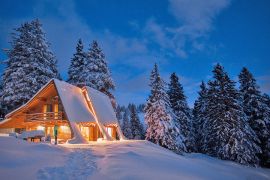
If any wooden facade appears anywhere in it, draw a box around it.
[78,122,117,141]
[0,80,119,143]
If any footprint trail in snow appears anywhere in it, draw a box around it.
[37,149,97,180]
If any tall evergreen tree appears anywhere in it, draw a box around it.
[239,67,270,167]
[1,19,59,112]
[84,41,116,107]
[167,73,191,152]
[193,81,208,152]
[203,64,261,166]
[137,104,145,112]
[144,64,185,153]
[116,105,123,124]
[262,93,270,167]
[31,20,60,81]
[262,93,270,108]
[0,79,5,118]
[122,109,132,139]
[130,104,144,140]
[68,39,86,86]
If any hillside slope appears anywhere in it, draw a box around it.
[0,136,269,180]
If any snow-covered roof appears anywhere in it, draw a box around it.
[53,79,96,123]
[3,79,118,127]
[84,86,118,125]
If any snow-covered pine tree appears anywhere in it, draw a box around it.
[137,104,145,112]
[203,64,261,166]
[0,79,5,118]
[30,20,60,81]
[262,93,270,107]
[122,108,132,139]
[193,81,208,152]
[144,64,185,153]
[1,22,31,111]
[84,41,116,108]
[1,19,59,112]
[116,105,123,127]
[167,73,191,152]
[262,93,270,167]
[239,67,270,167]
[68,39,86,86]
[129,104,144,140]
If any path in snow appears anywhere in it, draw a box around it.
[37,149,97,180]
[1,137,270,180]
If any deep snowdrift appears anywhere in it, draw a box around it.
[0,136,69,179]
[0,136,269,180]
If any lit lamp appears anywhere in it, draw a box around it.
[37,125,45,131]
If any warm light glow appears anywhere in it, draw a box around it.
[60,125,71,133]
[106,127,113,137]
[47,127,53,135]
[54,103,59,119]
[37,125,45,131]
[80,126,89,139]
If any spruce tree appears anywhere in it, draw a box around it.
[144,64,185,153]
[239,67,270,167]
[1,19,59,112]
[262,93,270,167]
[122,108,132,139]
[262,93,270,107]
[116,105,123,126]
[193,81,208,152]
[167,73,191,152]
[137,104,145,112]
[0,79,5,118]
[203,64,261,166]
[68,39,86,86]
[130,104,144,140]
[84,40,116,107]
[30,20,60,81]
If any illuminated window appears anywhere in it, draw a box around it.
[60,125,71,134]
[106,127,113,137]
[47,127,52,135]
[79,126,89,139]
[54,103,59,119]
[37,125,45,131]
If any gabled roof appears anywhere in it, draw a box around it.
[2,79,118,126]
[84,86,117,125]
[53,79,96,123]
[4,79,96,123]
[0,78,123,142]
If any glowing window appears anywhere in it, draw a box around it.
[106,127,113,137]
[37,125,45,131]
[60,125,71,134]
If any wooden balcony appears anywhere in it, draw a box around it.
[25,112,66,122]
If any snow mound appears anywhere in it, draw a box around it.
[0,137,269,180]
[89,140,270,180]
[0,136,68,180]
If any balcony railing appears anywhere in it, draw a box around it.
[25,112,65,122]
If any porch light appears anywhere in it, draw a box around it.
[37,125,45,131]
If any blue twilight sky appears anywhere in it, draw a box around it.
[0,0,270,106]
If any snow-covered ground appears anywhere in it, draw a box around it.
[0,136,269,180]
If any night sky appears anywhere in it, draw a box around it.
[0,0,269,106]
